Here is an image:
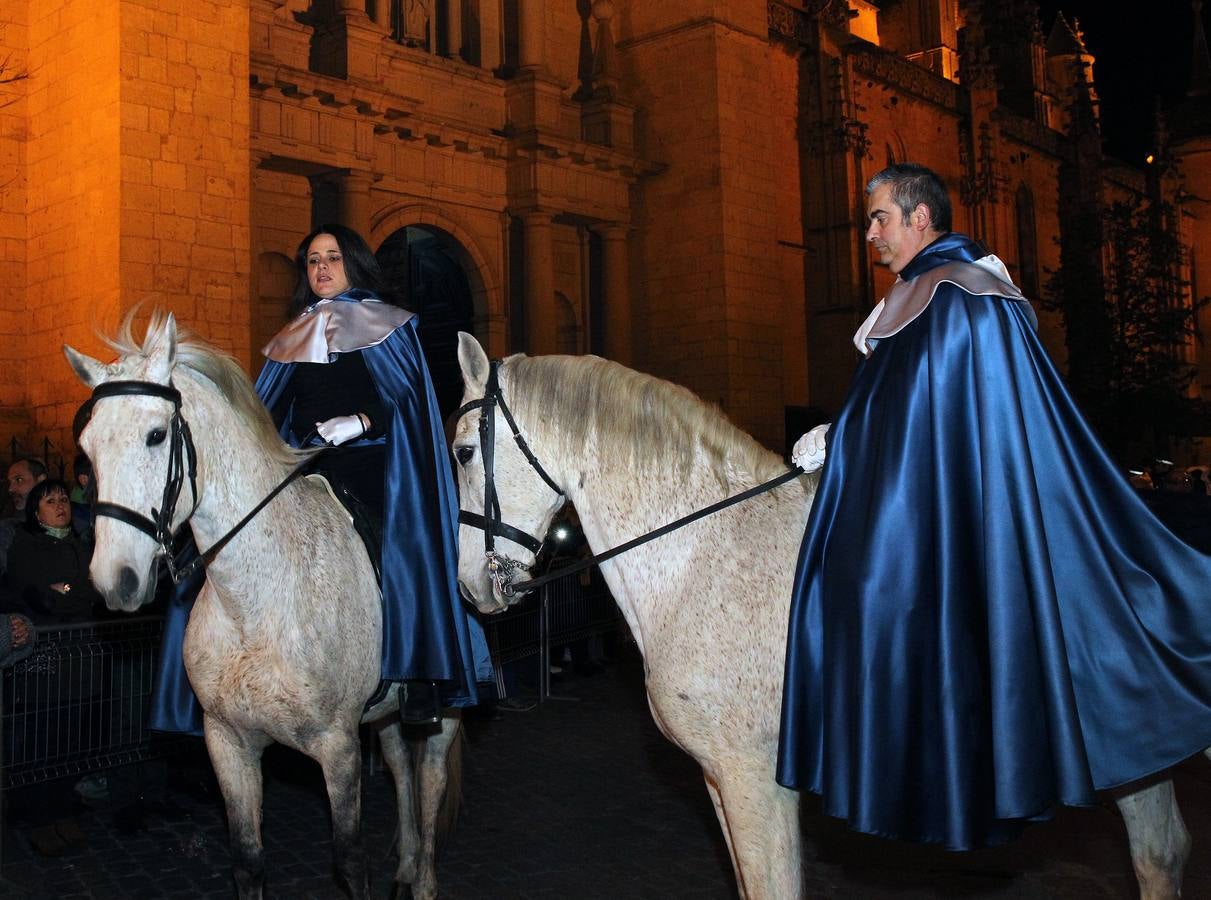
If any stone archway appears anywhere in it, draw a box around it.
[376,225,477,422]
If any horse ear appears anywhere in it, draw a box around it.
[457,331,490,393]
[145,312,178,382]
[64,345,108,388]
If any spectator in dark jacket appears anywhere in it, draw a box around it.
[6,479,101,623]
[2,479,100,856]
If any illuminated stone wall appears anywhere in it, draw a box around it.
[0,0,248,460]
[0,5,29,448]
[1,0,1205,466]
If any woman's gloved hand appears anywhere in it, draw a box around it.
[791,423,830,473]
[316,414,368,446]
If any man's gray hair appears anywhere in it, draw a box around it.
[866,163,953,234]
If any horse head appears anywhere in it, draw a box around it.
[64,313,194,612]
[453,332,566,613]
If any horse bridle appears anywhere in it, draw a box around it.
[453,359,810,602]
[84,379,322,584]
[85,380,200,580]
[455,359,563,598]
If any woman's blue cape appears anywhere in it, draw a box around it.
[777,234,1211,849]
[150,296,491,735]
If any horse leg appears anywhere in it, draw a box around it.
[376,717,421,895]
[705,767,802,900]
[703,777,741,879]
[204,720,270,900]
[412,713,462,900]
[315,728,370,899]
[1115,778,1189,900]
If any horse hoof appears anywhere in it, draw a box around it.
[388,882,414,900]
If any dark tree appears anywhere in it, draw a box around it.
[1043,195,1209,460]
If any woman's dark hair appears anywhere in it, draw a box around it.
[287,223,393,316]
[24,478,71,531]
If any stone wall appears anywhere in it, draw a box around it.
[0,5,29,453]
[23,0,121,455]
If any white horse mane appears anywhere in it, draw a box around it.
[502,353,790,486]
[103,309,304,470]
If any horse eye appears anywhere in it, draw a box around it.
[455,446,475,466]
[146,428,167,447]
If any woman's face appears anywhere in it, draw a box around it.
[37,489,71,529]
[306,233,352,299]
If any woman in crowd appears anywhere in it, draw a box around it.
[152,224,490,731]
[7,479,100,622]
[3,479,100,855]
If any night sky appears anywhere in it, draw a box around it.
[1035,1,1208,164]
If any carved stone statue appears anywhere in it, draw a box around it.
[405,0,430,47]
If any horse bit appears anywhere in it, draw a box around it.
[454,359,564,598]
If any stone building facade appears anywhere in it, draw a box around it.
[0,0,1208,464]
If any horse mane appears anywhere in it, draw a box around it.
[502,354,790,486]
[105,309,304,470]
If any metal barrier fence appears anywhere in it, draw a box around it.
[485,570,624,701]
[0,616,194,872]
[0,577,623,864]
[0,617,186,792]
[0,580,623,789]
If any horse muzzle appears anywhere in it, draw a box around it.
[93,556,159,613]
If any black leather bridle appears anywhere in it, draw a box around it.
[454,359,563,597]
[85,380,200,581]
[452,357,809,601]
[84,379,321,584]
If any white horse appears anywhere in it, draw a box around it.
[451,332,1199,900]
[65,312,459,900]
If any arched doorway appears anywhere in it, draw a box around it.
[376,225,477,423]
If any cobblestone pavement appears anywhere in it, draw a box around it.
[3,648,1211,898]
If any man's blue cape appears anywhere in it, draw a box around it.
[778,234,1211,849]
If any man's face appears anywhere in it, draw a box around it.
[865,183,931,275]
[7,461,44,512]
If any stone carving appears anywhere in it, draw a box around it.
[404,0,430,47]
[851,47,959,108]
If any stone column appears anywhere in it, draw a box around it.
[523,211,556,354]
[447,0,463,59]
[595,224,631,364]
[518,0,544,71]
[336,170,375,240]
[368,0,388,30]
[480,0,502,71]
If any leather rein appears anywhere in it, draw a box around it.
[85,379,322,584]
[454,359,805,598]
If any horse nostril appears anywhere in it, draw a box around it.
[117,565,140,602]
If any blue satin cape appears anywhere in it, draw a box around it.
[150,294,491,734]
[777,234,1211,850]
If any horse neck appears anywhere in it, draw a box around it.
[179,381,297,599]
[552,431,810,650]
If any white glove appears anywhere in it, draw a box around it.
[316,414,367,446]
[791,423,830,473]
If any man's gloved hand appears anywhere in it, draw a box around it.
[791,423,830,473]
[316,414,367,446]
